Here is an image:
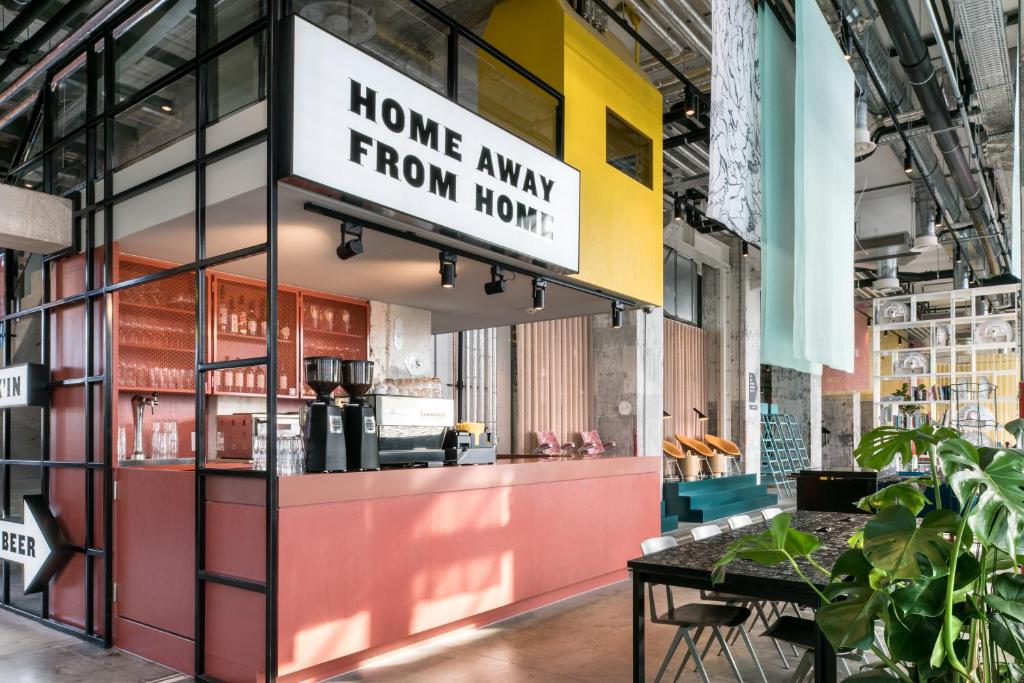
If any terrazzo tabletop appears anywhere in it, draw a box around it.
[628,510,865,592]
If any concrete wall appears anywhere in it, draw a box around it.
[726,241,763,474]
[368,302,434,380]
[769,365,823,467]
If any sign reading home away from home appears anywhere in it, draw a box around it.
[288,18,581,273]
[0,363,47,409]
[0,495,68,594]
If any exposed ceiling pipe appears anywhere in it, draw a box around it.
[874,0,1007,276]
[912,178,939,251]
[637,0,711,60]
[0,0,51,55]
[874,258,900,290]
[0,0,133,121]
[0,0,92,84]
[667,0,711,40]
[623,0,686,59]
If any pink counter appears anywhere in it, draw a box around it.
[277,457,659,682]
[105,457,660,682]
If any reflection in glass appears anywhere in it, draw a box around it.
[114,0,197,104]
[208,36,263,123]
[52,57,89,139]
[113,75,196,169]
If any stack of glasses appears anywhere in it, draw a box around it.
[252,435,306,476]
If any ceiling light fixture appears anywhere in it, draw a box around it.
[684,88,698,118]
[741,242,749,258]
[160,103,173,112]
[611,301,624,328]
[484,265,508,295]
[903,147,913,174]
[672,193,682,222]
[933,209,942,229]
[439,251,457,288]
[336,222,364,260]
[531,278,547,311]
[843,25,854,62]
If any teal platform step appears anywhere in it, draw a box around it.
[660,500,678,533]
[662,474,777,523]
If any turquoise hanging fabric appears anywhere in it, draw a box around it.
[759,5,815,372]
[793,0,855,373]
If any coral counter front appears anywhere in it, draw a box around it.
[111,457,660,682]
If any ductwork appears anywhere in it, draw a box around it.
[874,0,1007,277]
[874,257,900,290]
[912,179,939,251]
[854,95,875,155]
[632,0,711,60]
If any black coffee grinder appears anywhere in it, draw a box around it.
[303,356,347,472]
[341,360,380,471]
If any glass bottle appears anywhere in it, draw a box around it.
[224,361,235,390]
[256,367,266,392]
[259,300,267,337]
[247,301,258,336]
[229,297,239,334]
[234,365,245,390]
[279,371,288,394]
[239,299,249,335]
[218,296,228,332]
[245,367,255,391]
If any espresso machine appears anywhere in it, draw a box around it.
[340,360,380,471]
[303,356,347,472]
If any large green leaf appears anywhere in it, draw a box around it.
[1004,418,1024,447]
[712,512,822,583]
[942,447,1024,555]
[886,609,942,662]
[857,480,928,515]
[989,613,1024,661]
[863,506,957,579]
[890,552,979,617]
[855,424,957,471]
[818,581,888,650]
[986,573,1024,624]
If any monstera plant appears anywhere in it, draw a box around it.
[713,422,1024,682]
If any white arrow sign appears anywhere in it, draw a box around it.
[0,495,67,594]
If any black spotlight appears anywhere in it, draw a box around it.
[842,25,854,62]
[903,148,913,174]
[933,209,942,229]
[684,88,698,118]
[741,242,749,258]
[673,194,683,222]
[532,278,547,311]
[439,251,457,288]
[336,222,364,260]
[484,265,508,295]
[611,301,624,328]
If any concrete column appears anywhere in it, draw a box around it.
[592,309,663,457]
[822,392,862,468]
[725,242,762,475]
[769,366,823,467]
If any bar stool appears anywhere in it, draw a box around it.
[641,536,768,683]
[704,434,742,477]
[675,435,715,478]
[689,524,791,669]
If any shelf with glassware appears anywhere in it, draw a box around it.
[299,290,369,399]
[113,251,199,465]
[209,272,301,400]
[871,284,1020,442]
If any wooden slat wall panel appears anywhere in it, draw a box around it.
[664,319,708,441]
[515,317,591,453]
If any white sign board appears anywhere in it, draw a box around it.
[288,18,581,273]
[0,363,47,409]
[0,495,67,594]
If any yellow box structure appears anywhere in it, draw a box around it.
[484,0,664,306]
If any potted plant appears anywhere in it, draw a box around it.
[712,422,1024,682]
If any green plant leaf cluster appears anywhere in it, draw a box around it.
[714,424,1024,682]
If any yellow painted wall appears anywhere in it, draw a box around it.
[484,0,664,305]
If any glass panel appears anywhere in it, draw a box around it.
[52,57,89,140]
[6,464,43,614]
[113,172,196,279]
[10,159,43,190]
[207,35,263,123]
[204,152,265,257]
[606,108,652,187]
[94,39,105,114]
[113,74,197,169]
[662,248,676,318]
[458,36,558,155]
[212,0,262,42]
[0,87,39,172]
[14,256,44,313]
[55,134,87,195]
[114,0,197,104]
[294,0,448,93]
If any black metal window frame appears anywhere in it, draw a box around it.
[0,1,570,681]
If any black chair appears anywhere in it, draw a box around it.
[764,616,865,682]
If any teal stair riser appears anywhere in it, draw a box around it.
[689,495,780,523]
[662,475,778,523]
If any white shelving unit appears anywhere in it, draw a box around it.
[871,284,1021,445]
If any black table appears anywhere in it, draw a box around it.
[628,510,865,683]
